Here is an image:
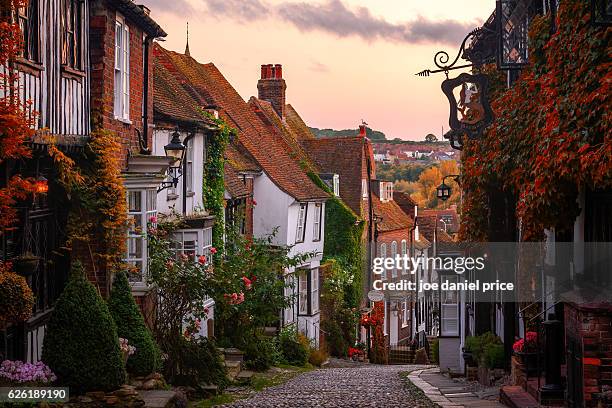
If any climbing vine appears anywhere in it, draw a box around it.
[199,111,233,252]
[460,0,611,241]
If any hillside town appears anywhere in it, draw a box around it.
[0,0,610,407]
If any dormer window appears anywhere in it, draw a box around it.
[380,182,393,202]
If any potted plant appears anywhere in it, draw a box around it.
[513,331,539,375]
[12,252,40,277]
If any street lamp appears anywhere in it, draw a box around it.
[436,174,460,201]
[158,128,186,193]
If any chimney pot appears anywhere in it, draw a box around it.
[261,65,267,79]
[275,64,282,79]
[257,63,287,119]
[359,124,367,137]
[264,64,272,79]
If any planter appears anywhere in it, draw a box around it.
[516,351,539,376]
[12,255,40,277]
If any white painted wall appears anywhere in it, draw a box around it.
[152,128,206,216]
[253,173,290,244]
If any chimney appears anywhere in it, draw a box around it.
[359,124,367,137]
[258,63,286,119]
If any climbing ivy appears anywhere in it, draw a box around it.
[199,111,234,252]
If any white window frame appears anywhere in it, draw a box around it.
[126,189,157,285]
[313,203,322,242]
[114,14,130,121]
[295,203,307,243]
[402,300,409,327]
[311,268,319,314]
[380,243,387,280]
[298,272,309,315]
[440,274,459,336]
[185,138,194,194]
[332,174,339,197]
[362,179,368,199]
[391,241,398,278]
[171,230,199,261]
[284,274,296,325]
[401,240,408,275]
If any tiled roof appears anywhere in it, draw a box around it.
[110,0,166,37]
[225,144,261,174]
[372,194,413,233]
[418,216,455,243]
[224,163,250,198]
[420,208,460,233]
[152,45,328,202]
[394,192,417,219]
[285,104,316,141]
[153,57,216,128]
[300,136,367,217]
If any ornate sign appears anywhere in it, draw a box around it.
[441,73,494,140]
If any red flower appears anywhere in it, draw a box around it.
[198,255,207,265]
[210,247,217,254]
[149,215,157,224]
[252,199,257,206]
[242,276,252,290]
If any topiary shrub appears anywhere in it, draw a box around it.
[42,262,125,393]
[170,337,228,391]
[108,271,161,377]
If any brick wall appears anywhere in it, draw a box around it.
[564,302,612,407]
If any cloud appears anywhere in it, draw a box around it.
[309,60,330,73]
[153,0,475,45]
[277,0,475,45]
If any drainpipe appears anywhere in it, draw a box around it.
[140,35,152,154]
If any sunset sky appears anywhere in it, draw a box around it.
[146,0,494,140]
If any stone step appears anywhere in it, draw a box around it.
[236,370,255,384]
[139,390,179,408]
[500,386,539,408]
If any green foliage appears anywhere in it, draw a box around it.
[309,126,386,140]
[465,332,502,367]
[278,327,309,366]
[430,338,439,364]
[243,336,283,371]
[42,262,125,393]
[320,320,347,358]
[308,348,329,367]
[199,111,233,253]
[377,163,428,183]
[484,343,505,369]
[170,337,228,390]
[108,271,161,376]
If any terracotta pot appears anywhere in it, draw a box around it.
[516,351,539,375]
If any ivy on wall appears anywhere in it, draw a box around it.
[460,0,611,241]
[199,111,233,252]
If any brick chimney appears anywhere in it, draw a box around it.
[258,64,286,119]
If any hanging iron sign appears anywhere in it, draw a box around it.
[441,73,494,139]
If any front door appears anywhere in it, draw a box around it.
[389,305,399,345]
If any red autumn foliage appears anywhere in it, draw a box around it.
[0,0,40,234]
[460,0,611,241]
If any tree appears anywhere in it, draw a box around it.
[425,133,438,142]
[108,271,160,377]
[410,161,460,209]
[42,262,125,393]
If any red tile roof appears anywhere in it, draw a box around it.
[285,104,316,141]
[224,163,250,199]
[372,194,413,233]
[152,45,328,202]
[394,192,417,219]
[418,216,455,243]
[225,144,261,174]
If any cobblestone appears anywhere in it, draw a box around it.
[221,365,434,407]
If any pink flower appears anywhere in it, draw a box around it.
[210,247,217,254]
[149,216,157,224]
[180,253,189,261]
[252,199,257,206]
[242,276,252,290]
[526,331,537,343]
[198,255,207,264]
[165,260,174,269]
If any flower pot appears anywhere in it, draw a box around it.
[516,352,539,376]
[13,256,40,277]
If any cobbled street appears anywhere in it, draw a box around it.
[221,365,436,408]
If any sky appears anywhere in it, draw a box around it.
[146,0,494,140]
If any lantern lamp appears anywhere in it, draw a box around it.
[35,175,48,194]
[436,182,452,201]
[164,128,186,166]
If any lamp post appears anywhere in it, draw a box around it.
[158,128,186,193]
[436,174,460,202]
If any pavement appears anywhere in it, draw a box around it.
[220,364,435,407]
[408,367,507,408]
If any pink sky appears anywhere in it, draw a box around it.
[147,0,493,140]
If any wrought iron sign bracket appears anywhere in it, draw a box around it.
[415,26,496,78]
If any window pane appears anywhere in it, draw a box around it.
[128,191,141,212]
[146,190,156,211]
[299,274,308,314]
[128,236,143,258]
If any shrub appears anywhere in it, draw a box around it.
[279,327,309,366]
[0,262,34,324]
[42,262,125,393]
[108,271,161,376]
[169,337,227,391]
[430,339,439,364]
[484,343,505,369]
[466,332,502,366]
[308,348,328,367]
[244,336,282,371]
[321,320,347,357]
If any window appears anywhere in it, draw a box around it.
[402,300,409,327]
[362,179,368,199]
[391,241,398,278]
[401,240,408,275]
[16,0,39,62]
[298,272,308,315]
[166,134,178,198]
[126,189,157,284]
[441,275,459,336]
[284,274,296,324]
[332,174,339,197]
[380,243,387,280]
[313,203,322,242]
[171,231,198,261]
[61,0,82,69]
[311,268,319,314]
[295,203,307,243]
[380,182,394,201]
[114,14,130,121]
[185,138,194,193]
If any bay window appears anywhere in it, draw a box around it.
[126,189,157,284]
[114,14,130,121]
